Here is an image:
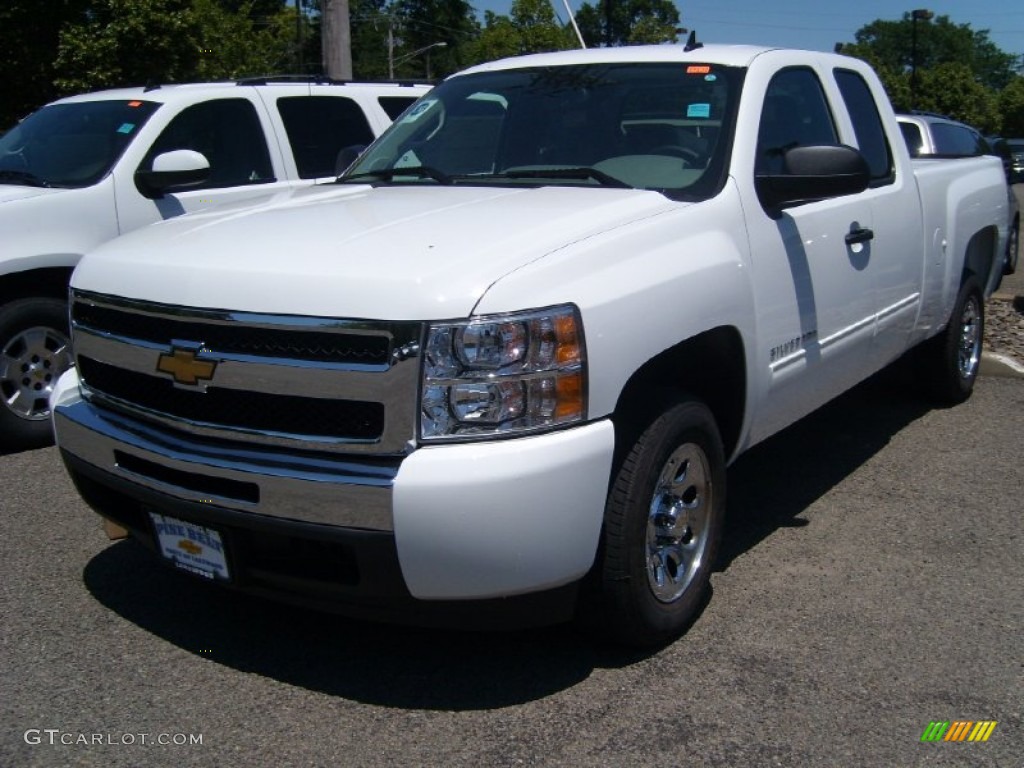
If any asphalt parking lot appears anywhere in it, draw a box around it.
[1,367,1021,767]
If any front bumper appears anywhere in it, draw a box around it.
[53,369,615,621]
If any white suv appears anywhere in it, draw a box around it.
[0,78,431,449]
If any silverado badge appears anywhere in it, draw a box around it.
[156,348,217,386]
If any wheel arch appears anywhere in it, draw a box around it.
[0,267,75,307]
[961,224,1000,296]
[609,326,746,464]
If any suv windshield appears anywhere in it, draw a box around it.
[0,100,160,188]
[343,62,740,200]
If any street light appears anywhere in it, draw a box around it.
[389,41,447,80]
[910,8,933,111]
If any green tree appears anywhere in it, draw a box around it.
[574,0,679,48]
[52,0,298,95]
[393,0,477,77]
[469,12,521,64]
[842,14,1018,92]
[469,0,576,64]
[916,62,1001,132]
[999,76,1024,137]
[0,0,91,126]
[54,0,200,93]
[840,13,1020,131]
[191,0,297,79]
[349,0,401,79]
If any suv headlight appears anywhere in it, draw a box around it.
[420,305,586,440]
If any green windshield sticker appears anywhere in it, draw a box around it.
[687,103,711,119]
[117,123,136,134]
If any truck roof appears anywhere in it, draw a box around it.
[455,44,789,76]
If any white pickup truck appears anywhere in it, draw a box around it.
[0,78,429,449]
[52,46,1010,646]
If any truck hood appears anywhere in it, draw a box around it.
[0,184,65,205]
[72,184,680,319]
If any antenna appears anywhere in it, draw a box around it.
[556,0,587,49]
[684,30,703,52]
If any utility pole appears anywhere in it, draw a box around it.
[322,0,353,80]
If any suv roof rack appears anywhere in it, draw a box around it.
[235,74,434,87]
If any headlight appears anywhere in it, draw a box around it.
[420,305,586,440]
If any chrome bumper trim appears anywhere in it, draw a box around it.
[54,398,399,531]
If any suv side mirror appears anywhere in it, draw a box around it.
[135,149,211,199]
[756,144,871,213]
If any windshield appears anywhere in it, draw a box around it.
[343,62,740,200]
[0,100,160,188]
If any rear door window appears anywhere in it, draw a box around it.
[277,96,376,179]
[378,96,420,121]
[930,123,985,156]
[834,69,893,183]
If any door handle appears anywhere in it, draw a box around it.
[845,227,874,246]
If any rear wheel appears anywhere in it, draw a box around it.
[594,398,726,647]
[1004,217,1019,275]
[0,298,72,450]
[918,276,984,406]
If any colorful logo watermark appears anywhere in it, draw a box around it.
[921,721,998,742]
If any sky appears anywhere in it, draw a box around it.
[472,0,1024,59]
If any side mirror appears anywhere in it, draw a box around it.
[756,144,871,213]
[335,144,367,176]
[135,149,211,199]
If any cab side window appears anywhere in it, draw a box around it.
[756,68,837,175]
[834,69,893,184]
[142,99,274,189]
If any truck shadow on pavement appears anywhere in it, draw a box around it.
[719,366,931,570]
[81,367,932,710]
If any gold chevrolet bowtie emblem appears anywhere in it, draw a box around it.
[156,348,217,385]
[177,539,203,556]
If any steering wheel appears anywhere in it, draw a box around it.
[648,145,702,166]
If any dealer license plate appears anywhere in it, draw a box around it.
[149,512,230,581]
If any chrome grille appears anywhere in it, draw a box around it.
[70,290,423,455]
[73,301,391,365]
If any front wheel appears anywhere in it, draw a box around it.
[594,398,726,647]
[0,298,73,450]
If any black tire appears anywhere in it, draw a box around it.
[918,276,984,406]
[593,398,726,647]
[1004,217,1019,276]
[0,298,73,451]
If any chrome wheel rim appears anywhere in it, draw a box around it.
[0,325,72,421]
[957,295,982,382]
[646,442,713,603]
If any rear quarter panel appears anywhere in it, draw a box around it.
[911,155,1008,336]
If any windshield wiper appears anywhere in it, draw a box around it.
[341,166,452,185]
[498,167,631,189]
[0,169,50,187]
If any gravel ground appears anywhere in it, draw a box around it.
[985,293,1024,366]
[985,183,1023,367]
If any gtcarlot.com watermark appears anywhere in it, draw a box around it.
[24,729,203,747]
